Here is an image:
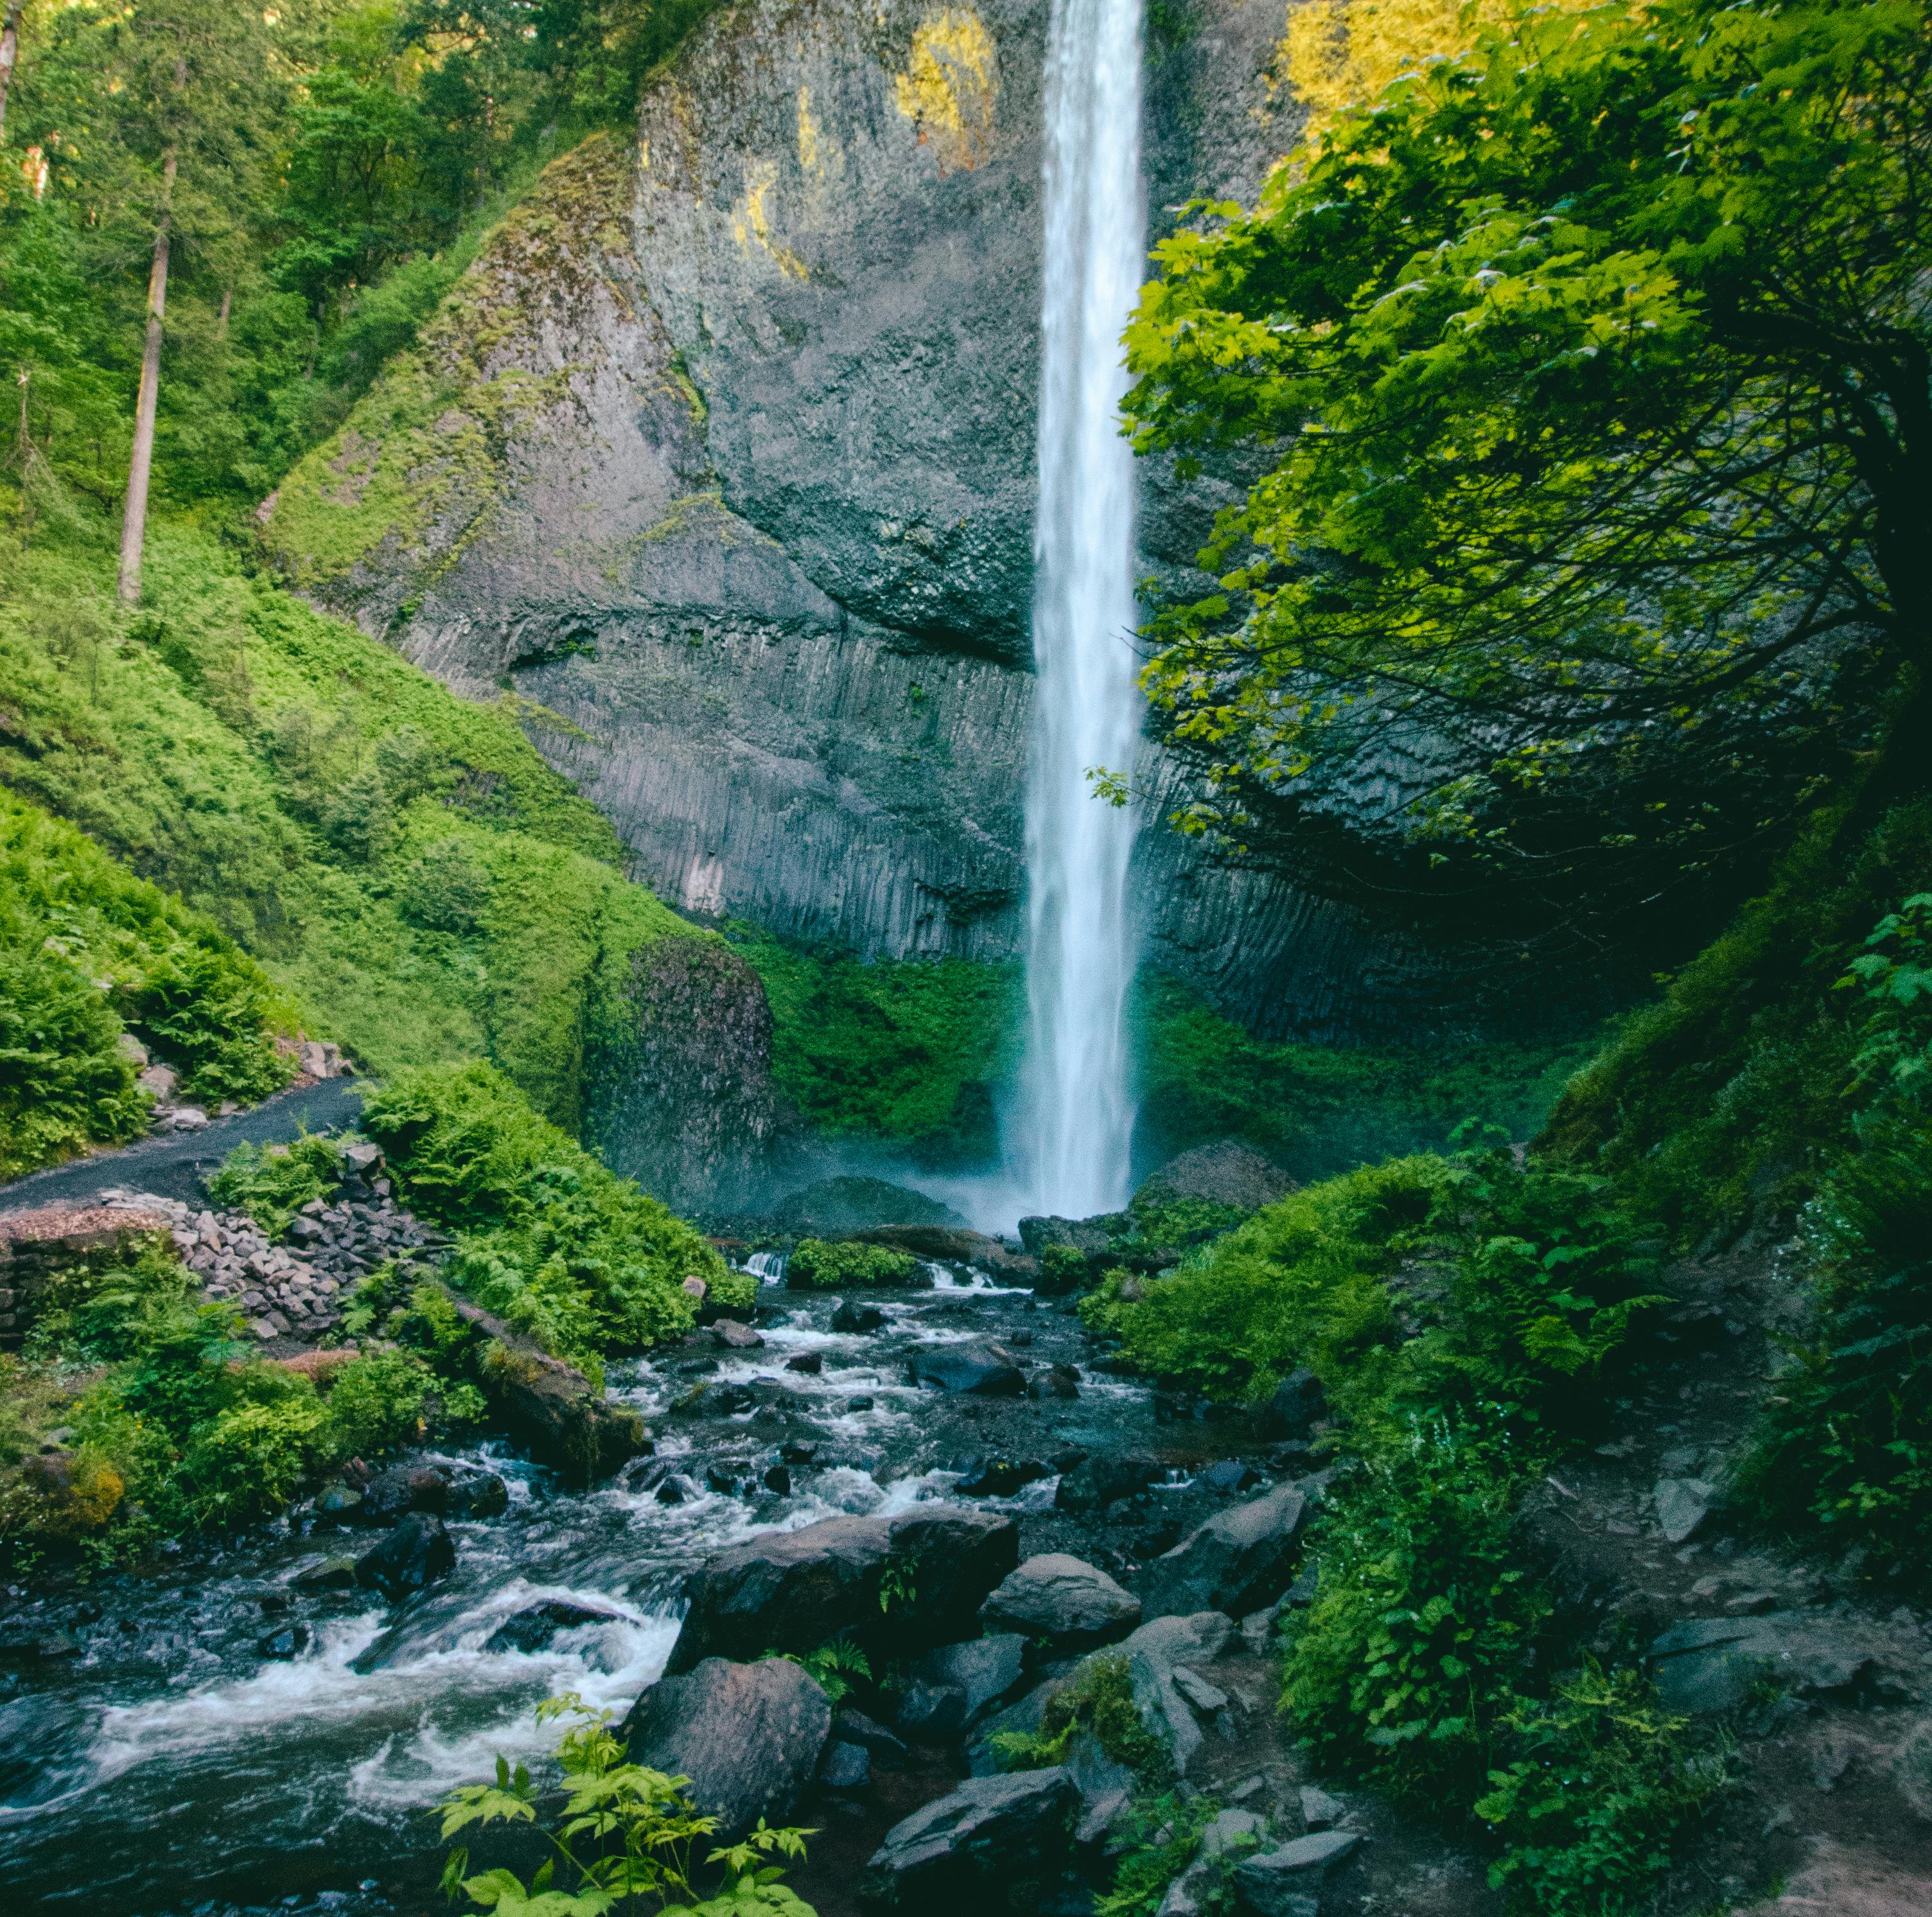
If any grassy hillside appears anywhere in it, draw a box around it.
[0,520,716,1169]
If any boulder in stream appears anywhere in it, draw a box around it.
[908,1343,1024,1396]
[485,1599,631,1655]
[1138,1484,1310,1621]
[1053,1454,1159,1513]
[665,1508,1019,1673]
[620,1656,831,1839]
[432,1283,645,1484]
[832,1299,888,1335]
[354,1512,455,1603]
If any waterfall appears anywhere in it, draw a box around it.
[1018,0,1147,1219]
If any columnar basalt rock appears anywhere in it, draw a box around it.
[264,0,1480,1043]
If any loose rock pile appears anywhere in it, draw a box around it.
[91,1177,446,1343]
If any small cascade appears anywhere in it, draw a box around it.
[1018,0,1148,1220]
[742,1250,789,1284]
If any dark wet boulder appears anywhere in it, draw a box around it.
[784,1351,823,1374]
[895,1634,1027,1741]
[485,1600,630,1655]
[1235,1830,1361,1916]
[620,1657,831,1839]
[361,1465,448,1523]
[859,1767,1080,1911]
[258,1623,310,1659]
[834,1707,910,1770]
[354,1512,455,1603]
[444,1470,510,1520]
[711,1320,764,1350]
[965,1679,1060,1778]
[979,1554,1140,1649]
[832,1300,888,1334]
[954,1456,1046,1498]
[665,1508,1019,1674]
[1026,1364,1080,1400]
[1138,1485,1310,1622]
[1261,1368,1326,1442]
[818,1738,871,1791]
[1201,1460,1262,1494]
[434,1285,645,1483]
[1053,1454,1159,1514]
[312,1481,365,1525]
[908,1344,1024,1396]
[291,1555,358,1591]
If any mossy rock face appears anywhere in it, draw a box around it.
[261,0,1509,1051]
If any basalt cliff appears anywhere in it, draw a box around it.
[265,0,1516,1041]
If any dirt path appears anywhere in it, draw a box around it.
[0,1077,365,1216]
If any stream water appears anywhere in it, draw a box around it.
[1019,0,1148,1220]
[0,1277,1179,1916]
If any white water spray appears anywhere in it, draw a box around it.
[1019,0,1146,1219]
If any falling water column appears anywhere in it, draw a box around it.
[1020,0,1146,1219]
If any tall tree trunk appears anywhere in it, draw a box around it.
[0,0,24,146]
[117,148,177,606]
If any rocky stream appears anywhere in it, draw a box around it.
[0,1250,1330,1917]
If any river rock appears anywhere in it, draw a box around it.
[444,1470,510,1520]
[1234,1830,1361,1917]
[955,1456,1046,1497]
[258,1623,311,1660]
[818,1738,872,1791]
[665,1508,1019,1674]
[434,1284,644,1483]
[1066,1728,1136,1846]
[291,1555,358,1591]
[979,1553,1140,1648]
[966,1678,1060,1778]
[1653,1476,1716,1544]
[1136,1141,1294,1214]
[1139,1485,1310,1621]
[834,1707,910,1769]
[485,1600,631,1654]
[1055,1454,1160,1514]
[620,1657,831,1839]
[1261,1368,1326,1442]
[859,1767,1080,1911]
[712,1319,764,1350]
[908,1344,1024,1396]
[361,1465,448,1522]
[1101,1610,1234,1781]
[354,1512,455,1603]
[897,1634,1027,1740]
[832,1300,888,1335]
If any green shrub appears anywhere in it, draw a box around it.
[786,1239,918,1289]
[1477,1666,1726,1917]
[319,1348,436,1460]
[1081,1156,1446,1404]
[996,1652,1176,1786]
[361,1061,722,1361]
[0,942,148,1178]
[124,942,296,1106]
[1094,1794,1227,1917]
[1401,1151,1665,1445]
[206,1132,344,1235]
[176,1394,328,1528]
[1281,1430,1549,1812]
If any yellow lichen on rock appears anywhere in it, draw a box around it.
[891,9,998,172]
[1278,0,1591,140]
[798,85,824,176]
[731,159,812,279]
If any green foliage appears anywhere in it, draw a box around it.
[321,1347,441,1458]
[1136,974,1600,1185]
[1093,1794,1225,1917]
[1281,1431,1549,1810]
[0,0,723,526]
[998,1654,1176,1787]
[1082,1156,1445,1404]
[1545,800,1932,1239]
[1476,1666,1726,1917]
[437,1692,816,1917]
[1840,894,1932,1111]
[728,930,1022,1164]
[206,1133,346,1235]
[1121,0,1930,935]
[765,1639,872,1709]
[362,1061,723,1361]
[784,1240,918,1291]
[0,784,300,1174]
[0,526,715,1139]
[177,1395,329,1528]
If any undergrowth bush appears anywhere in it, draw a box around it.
[0,788,295,1173]
[206,1133,345,1235]
[1477,1666,1727,1917]
[786,1239,918,1289]
[361,1062,736,1364]
[1281,1429,1550,1811]
[994,1652,1175,1785]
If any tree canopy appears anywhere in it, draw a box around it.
[1122,0,1931,949]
